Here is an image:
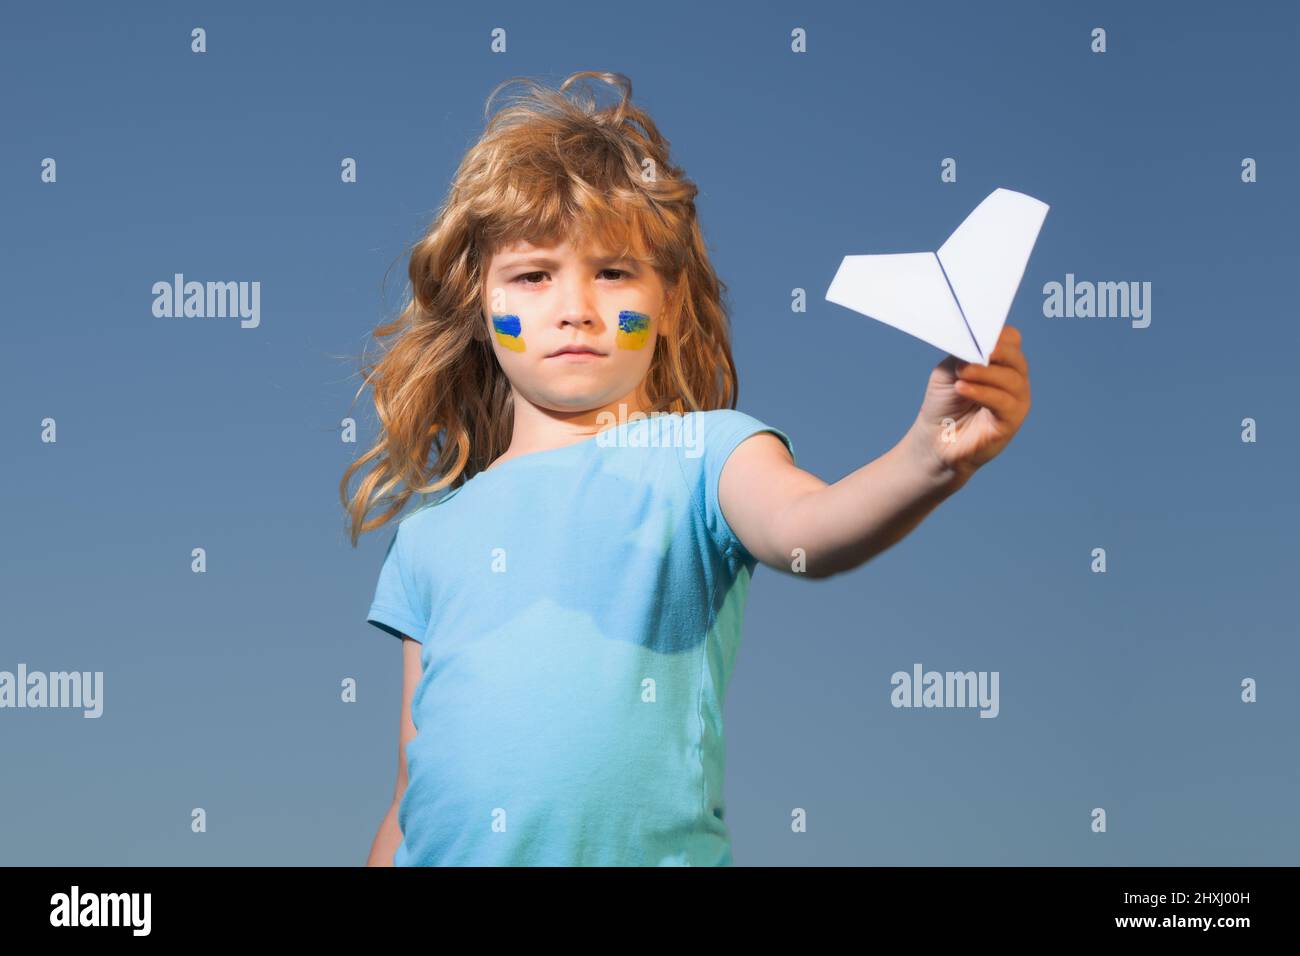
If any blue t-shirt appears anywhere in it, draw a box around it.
[366,408,795,866]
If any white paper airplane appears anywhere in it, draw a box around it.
[824,187,1049,364]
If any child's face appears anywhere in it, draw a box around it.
[482,237,665,415]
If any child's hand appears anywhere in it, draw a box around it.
[912,325,1031,482]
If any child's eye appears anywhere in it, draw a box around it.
[512,269,629,284]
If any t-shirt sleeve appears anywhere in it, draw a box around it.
[688,408,796,567]
[366,522,429,642]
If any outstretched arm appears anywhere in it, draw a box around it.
[720,326,1032,579]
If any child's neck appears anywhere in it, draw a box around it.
[493,388,655,466]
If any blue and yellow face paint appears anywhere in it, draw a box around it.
[616,310,651,350]
[491,313,525,352]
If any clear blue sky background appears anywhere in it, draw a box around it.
[3,0,1296,865]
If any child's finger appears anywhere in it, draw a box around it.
[988,328,1028,375]
[994,324,1023,352]
[952,378,1020,422]
[955,361,1027,399]
[988,343,1028,377]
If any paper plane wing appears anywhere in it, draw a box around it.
[937,188,1049,361]
[824,251,983,364]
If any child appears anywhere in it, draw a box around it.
[343,71,1031,866]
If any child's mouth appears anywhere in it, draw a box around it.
[547,349,606,361]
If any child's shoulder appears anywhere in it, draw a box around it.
[645,408,767,460]
[394,489,455,529]
[685,406,796,468]
[679,407,769,434]
[689,407,790,447]
[690,407,777,424]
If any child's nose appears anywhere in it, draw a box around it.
[553,278,603,329]
[554,298,601,329]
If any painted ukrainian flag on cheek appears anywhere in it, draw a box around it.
[616,310,650,350]
[492,313,525,352]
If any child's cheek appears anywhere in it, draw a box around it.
[492,313,526,352]
[616,310,651,350]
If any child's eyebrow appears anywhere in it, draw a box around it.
[493,254,636,272]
